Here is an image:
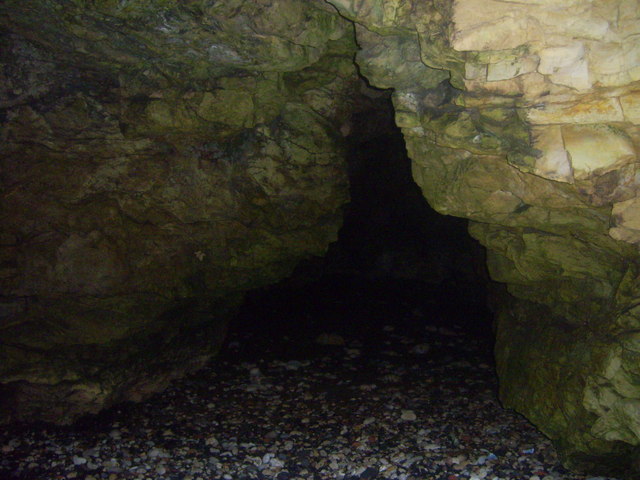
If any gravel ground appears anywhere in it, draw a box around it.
[0,280,622,480]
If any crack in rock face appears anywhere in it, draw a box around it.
[1,0,640,477]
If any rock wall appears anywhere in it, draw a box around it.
[324,0,640,476]
[2,0,640,476]
[0,0,356,424]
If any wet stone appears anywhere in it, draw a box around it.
[0,301,623,480]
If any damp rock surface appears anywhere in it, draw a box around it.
[327,0,640,473]
[0,278,622,480]
[0,0,355,424]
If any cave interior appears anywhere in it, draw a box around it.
[231,91,494,359]
[2,0,640,478]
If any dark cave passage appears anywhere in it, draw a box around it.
[226,95,495,362]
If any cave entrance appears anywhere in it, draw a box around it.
[226,91,495,362]
[203,92,586,480]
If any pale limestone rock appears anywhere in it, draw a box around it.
[382,0,402,26]
[393,91,421,112]
[486,55,538,82]
[538,43,585,75]
[532,126,573,183]
[537,43,591,91]
[451,0,544,51]
[519,72,555,100]
[588,390,640,444]
[589,42,626,76]
[610,197,640,244]
[453,0,639,96]
[453,15,539,52]
[548,58,592,91]
[464,62,486,81]
[527,97,625,124]
[562,124,636,180]
[545,11,610,42]
[621,90,640,123]
[625,38,640,81]
[464,77,523,96]
[451,0,606,52]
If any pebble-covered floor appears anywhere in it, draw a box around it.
[0,279,621,480]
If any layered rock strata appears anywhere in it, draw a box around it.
[0,0,355,423]
[324,0,640,476]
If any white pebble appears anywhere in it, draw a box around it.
[205,436,219,446]
[148,448,162,458]
[270,457,285,468]
[401,410,417,421]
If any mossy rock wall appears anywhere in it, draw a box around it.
[0,0,356,424]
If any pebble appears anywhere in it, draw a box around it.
[400,409,417,421]
[0,310,623,480]
[410,343,430,354]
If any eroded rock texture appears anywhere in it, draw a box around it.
[325,0,640,476]
[0,0,355,424]
[2,0,640,476]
